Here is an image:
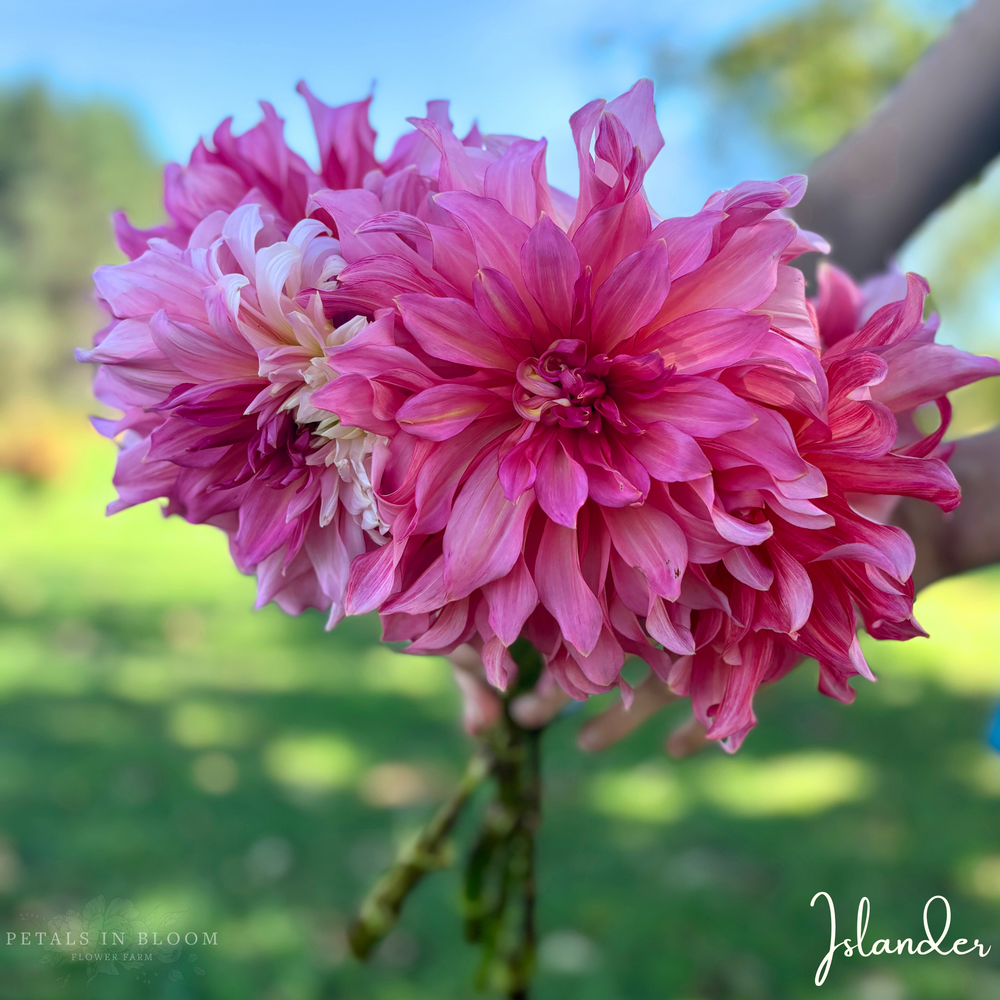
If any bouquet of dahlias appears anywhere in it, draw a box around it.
[79,80,999,995]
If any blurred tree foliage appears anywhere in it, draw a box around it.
[0,84,161,408]
[698,0,1000,434]
[709,0,933,159]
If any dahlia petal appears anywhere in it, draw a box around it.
[648,210,725,279]
[474,267,535,346]
[604,78,664,172]
[815,453,960,510]
[723,546,775,590]
[647,596,696,654]
[625,421,711,482]
[640,309,771,374]
[434,191,532,292]
[483,555,539,645]
[221,203,264,281]
[482,636,515,689]
[719,404,809,481]
[568,627,626,687]
[594,111,636,182]
[687,477,774,546]
[442,453,534,597]
[148,310,256,381]
[381,555,451,615]
[94,248,207,322]
[234,483,300,566]
[704,632,775,750]
[407,116,482,195]
[871,343,1000,412]
[78,317,170,370]
[591,239,670,352]
[766,541,814,633]
[396,384,497,440]
[534,521,604,656]
[521,214,581,333]
[345,542,401,615]
[296,82,377,189]
[113,210,179,260]
[407,598,471,653]
[752,264,819,349]
[355,211,433,243]
[498,430,544,500]
[484,138,547,226]
[534,437,588,527]
[396,293,514,370]
[602,504,687,602]
[332,254,445,314]
[309,188,431,274]
[325,314,438,389]
[631,377,755,437]
[815,263,863,347]
[653,219,796,327]
[568,97,610,229]
[413,423,506,533]
[163,161,245,233]
[827,272,929,357]
[312,374,396,436]
[106,437,178,514]
[572,195,653,288]
[428,223,478,298]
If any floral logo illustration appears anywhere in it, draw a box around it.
[21,896,211,986]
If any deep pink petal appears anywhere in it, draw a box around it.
[396,384,498,440]
[625,421,711,482]
[442,452,534,597]
[653,219,796,327]
[649,210,725,279]
[484,138,547,226]
[871,343,1000,412]
[603,503,687,601]
[591,239,670,352]
[521,214,581,333]
[534,521,605,656]
[639,309,771,374]
[483,555,538,645]
[396,293,515,370]
[534,437,588,527]
[296,81,378,189]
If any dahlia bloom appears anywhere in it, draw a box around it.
[81,87,552,622]
[309,80,1000,748]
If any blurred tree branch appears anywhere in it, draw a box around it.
[894,428,1000,592]
[785,0,1000,591]
[794,0,1000,279]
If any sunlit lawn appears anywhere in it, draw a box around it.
[2,425,1000,1000]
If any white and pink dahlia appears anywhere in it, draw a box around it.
[81,87,551,622]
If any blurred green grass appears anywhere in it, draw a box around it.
[1,426,1000,1000]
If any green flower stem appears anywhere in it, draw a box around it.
[467,641,543,999]
[350,638,545,1000]
[348,745,491,960]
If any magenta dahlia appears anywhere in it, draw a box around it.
[80,86,551,623]
[307,80,999,749]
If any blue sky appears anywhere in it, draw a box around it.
[5,0,994,347]
[0,0,973,223]
[1,0,818,216]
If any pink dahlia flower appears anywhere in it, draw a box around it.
[81,87,553,622]
[309,80,1000,749]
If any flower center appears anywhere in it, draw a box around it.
[514,338,651,434]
